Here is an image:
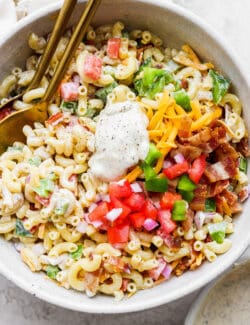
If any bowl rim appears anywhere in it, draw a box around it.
[0,0,250,313]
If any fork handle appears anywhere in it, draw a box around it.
[28,0,77,90]
[43,0,101,102]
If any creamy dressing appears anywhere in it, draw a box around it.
[193,260,250,325]
[89,101,149,181]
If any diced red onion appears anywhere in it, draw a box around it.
[91,220,103,228]
[174,153,185,164]
[148,259,166,280]
[194,211,217,229]
[131,182,143,193]
[106,208,123,222]
[100,194,111,202]
[143,218,159,231]
[72,74,80,84]
[25,175,31,184]
[161,264,172,279]
[247,184,250,194]
[76,220,88,233]
[112,243,126,250]
[32,243,46,256]
[88,203,98,213]
[85,213,102,228]
[163,160,173,169]
[116,179,126,185]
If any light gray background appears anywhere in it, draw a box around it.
[1,0,250,324]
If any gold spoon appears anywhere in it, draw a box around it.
[0,0,101,154]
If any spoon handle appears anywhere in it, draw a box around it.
[43,0,101,102]
[28,0,77,90]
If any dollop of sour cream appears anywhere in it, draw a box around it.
[89,101,149,181]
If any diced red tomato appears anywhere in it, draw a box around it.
[158,210,177,234]
[88,201,109,222]
[0,107,12,121]
[35,195,50,207]
[124,193,145,211]
[142,199,158,220]
[108,221,130,244]
[188,154,206,184]
[107,38,121,59]
[46,112,63,125]
[109,180,132,199]
[160,192,182,211]
[163,160,189,180]
[84,54,102,80]
[60,82,79,101]
[129,212,146,229]
[110,196,131,224]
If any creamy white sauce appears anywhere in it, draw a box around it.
[89,101,149,181]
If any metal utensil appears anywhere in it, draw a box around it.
[0,0,101,153]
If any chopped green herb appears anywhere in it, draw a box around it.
[70,244,83,260]
[239,156,248,174]
[46,265,60,280]
[28,156,41,167]
[85,107,98,118]
[145,177,168,193]
[134,66,174,99]
[145,143,162,166]
[33,179,54,198]
[209,69,230,104]
[205,198,216,212]
[173,89,191,112]
[172,200,187,221]
[137,57,152,74]
[54,199,70,216]
[96,81,118,103]
[177,174,197,192]
[122,31,129,38]
[7,145,23,152]
[15,219,32,237]
[208,221,226,244]
[60,100,78,113]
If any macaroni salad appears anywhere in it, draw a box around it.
[0,22,249,300]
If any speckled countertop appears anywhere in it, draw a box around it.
[1,1,250,324]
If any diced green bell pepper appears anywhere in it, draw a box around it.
[172,200,187,221]
[209,69,230,104]
[208,221,226,244]
[177,174,197,192]
[145,177,168,193]
[172,89,191,112]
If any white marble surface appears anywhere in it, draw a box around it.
[1,1,250,324]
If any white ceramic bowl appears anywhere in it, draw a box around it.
[0,0,249,314]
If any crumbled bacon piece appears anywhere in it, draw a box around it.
[170,143,202,162]
[182,208,194,232]
[207,180,229,197]
[236,137,250,157]
[190,184,207,211]
[238,187,249,202]
[181,127,211,146]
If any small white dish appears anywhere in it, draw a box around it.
[185,254,250,324]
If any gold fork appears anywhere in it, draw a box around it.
[0,0,101,153]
